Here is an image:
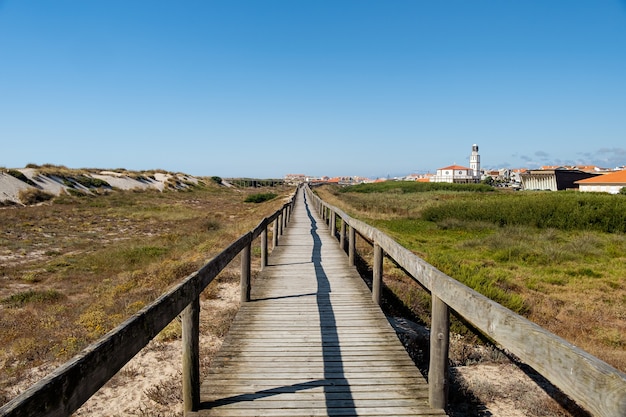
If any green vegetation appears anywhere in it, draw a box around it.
[317,184,626,372]
[245,192,277,203]
[340,181,494,194]
[422,191,626,233]
[2,289,65,307]
[18,188,55,205]
[211,176,223,185]
[72,175,110,189]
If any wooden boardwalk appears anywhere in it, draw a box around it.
[189,191,447,417]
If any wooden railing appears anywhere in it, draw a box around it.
[0,191,298,417]
[306,186,626,417]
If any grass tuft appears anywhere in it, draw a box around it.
[2,289,65,307]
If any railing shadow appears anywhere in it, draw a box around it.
[200,379,328,408]
[251,293,317,302]
[304,193,356,415]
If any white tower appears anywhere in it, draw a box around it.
[470,144,480,178]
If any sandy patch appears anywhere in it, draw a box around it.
[0,173,31,204]
[73,280,239,417]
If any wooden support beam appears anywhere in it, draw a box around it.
[348,225,356,266]
[428,295,449,409]
[372,243,383,306]
[240,241,251,303]
[261,227,268,270]
[182,298,200,412]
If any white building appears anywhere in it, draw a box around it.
[430,144,482,183]
[430,164,480,183]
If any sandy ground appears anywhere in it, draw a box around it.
[73,281,238,417]
[4,282,235,417]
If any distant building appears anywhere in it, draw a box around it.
[403,173,434,182]
[575,170,626,194]
[284,174,307,185]
[469,144,480,177]
[520,169,600,191]
[431,164,480,183]
[430,144,482,184]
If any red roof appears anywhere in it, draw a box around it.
[439,165,472,171]
[576,170,626,184]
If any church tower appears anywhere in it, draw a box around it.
[470,144,480,178]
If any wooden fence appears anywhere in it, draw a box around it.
[0,192,297,417]
[305,186,626,417]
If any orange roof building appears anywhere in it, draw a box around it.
[575,170,626,194]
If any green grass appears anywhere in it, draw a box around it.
[422,191,626,233]
[340,181,494,194]
[1,289,65,307]
[245,192,277,203]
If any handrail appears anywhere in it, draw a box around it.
[306,185,626,417]
[0,189,298,417]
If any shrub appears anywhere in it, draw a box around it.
[211,176,223,185]
[245,192,277,203]
[18,188,55,205]
[120,246,168,266]
[1,289,65,307]
[73,175,110,188]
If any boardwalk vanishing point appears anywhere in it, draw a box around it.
[189,191,447,416]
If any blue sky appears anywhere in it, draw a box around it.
[1,1,626,178]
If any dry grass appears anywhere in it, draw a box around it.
[0,180,294,407]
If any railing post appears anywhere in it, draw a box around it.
[182,298,200,412]
[261,222,268,270]
[282,207,287,230]
[348,225,356,266]
[278,212,284,236]
[372,243,383,305]
[340,218,346,252]
[429,295,450,409]
[273,217,279,248]
[241,237,251,302]
[330,211,336,237]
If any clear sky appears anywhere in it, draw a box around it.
[1,1,626,178]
